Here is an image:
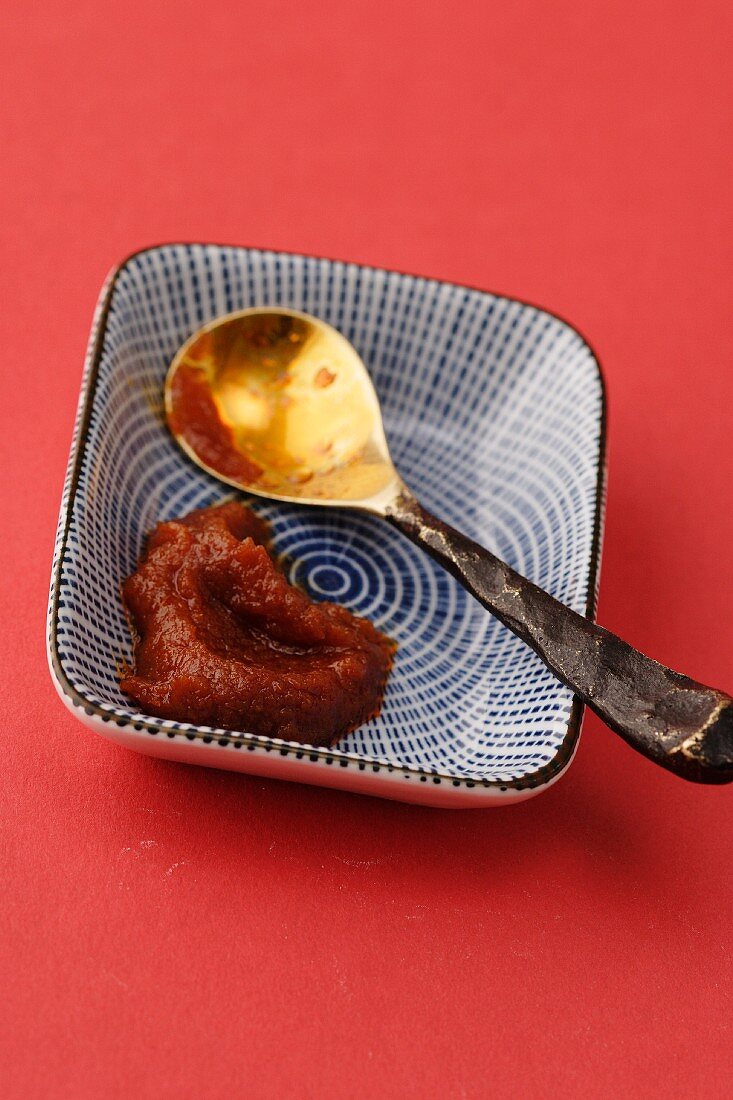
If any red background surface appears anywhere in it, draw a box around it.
[2,2,732,1096]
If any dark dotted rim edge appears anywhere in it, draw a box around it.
[47,242,607,796]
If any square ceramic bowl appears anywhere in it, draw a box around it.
[48,244,605,807]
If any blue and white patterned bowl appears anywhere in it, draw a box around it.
[47,244,606,807]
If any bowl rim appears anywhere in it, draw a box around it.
[47,241,607,795]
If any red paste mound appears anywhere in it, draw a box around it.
[120,501,394,745]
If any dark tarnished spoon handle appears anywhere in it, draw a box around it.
[386,490,733,784]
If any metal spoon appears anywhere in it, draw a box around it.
[164,306,733,784]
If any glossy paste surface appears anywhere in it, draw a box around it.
[121,502,394,745]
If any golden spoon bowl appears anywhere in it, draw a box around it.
[165,307,400,510]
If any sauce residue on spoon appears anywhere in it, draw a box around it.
[166,311,396,502]
[168,363,264,484]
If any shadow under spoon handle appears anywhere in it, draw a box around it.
[385,489,733,785]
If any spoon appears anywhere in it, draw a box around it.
[164,306,733,784]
